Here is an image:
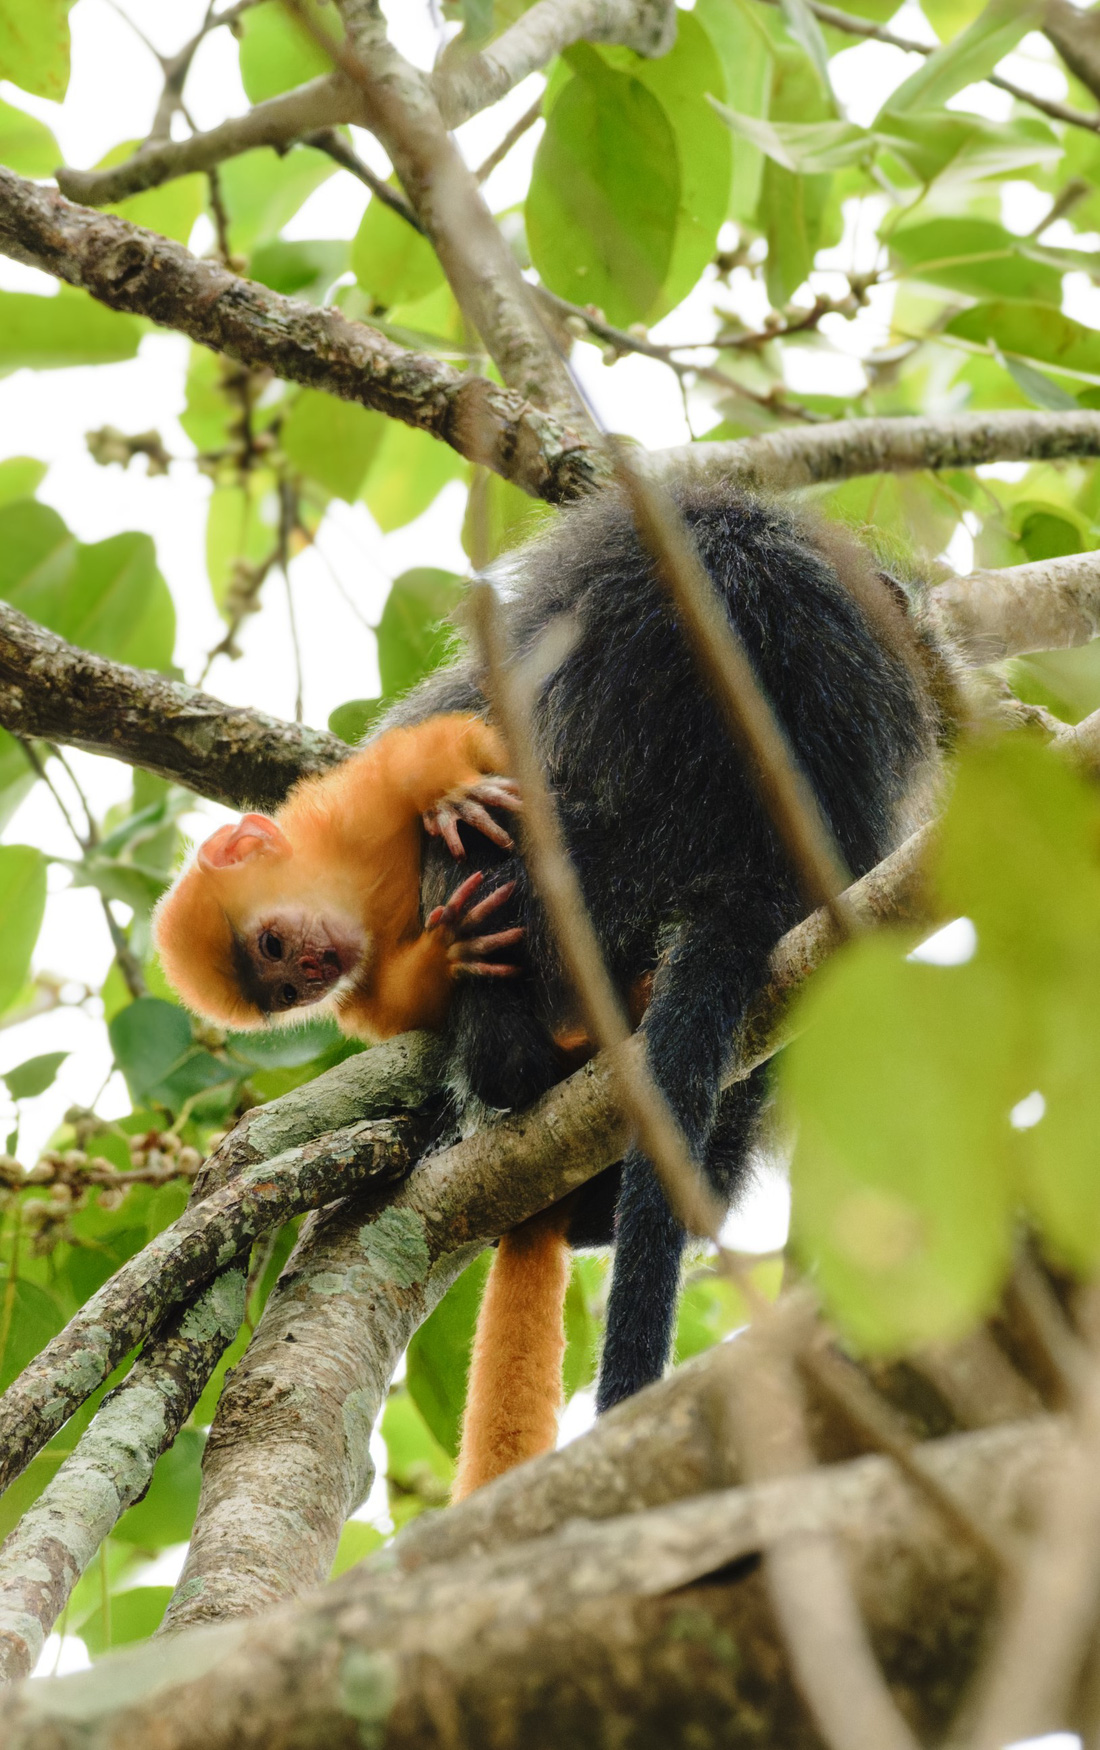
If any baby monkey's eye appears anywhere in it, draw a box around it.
[281,983,297,1005]
[259,930,283,960]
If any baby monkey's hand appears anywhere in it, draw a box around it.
[423,776,522,858]
[426,872,523,978]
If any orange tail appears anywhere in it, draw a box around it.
[452,1204,572,1502]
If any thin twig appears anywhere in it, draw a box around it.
[473,92,544,183]
[302,127,424,231]
[755,0,1100,136]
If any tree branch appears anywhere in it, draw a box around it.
[0,168,602,504]
[0,601,348,810]
[55,76,362,205]
[927,549,1100,664]
[323,0,585,417]
[0,1037,445,1680]
[661,410,1100,491]
[0,1414,1063,1747]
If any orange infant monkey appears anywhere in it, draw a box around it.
[154,714,524,1041]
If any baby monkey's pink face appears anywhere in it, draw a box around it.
[230,905,365,1019]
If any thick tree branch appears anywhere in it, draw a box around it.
[0,601,348,810]
[434,0,675,128]
[0,1414,1062,1747]
[927,549,1100,663]
[327,0,585,417]
[662,410,1100,491]
[1044,0,1100,106]
[0,168,602,503]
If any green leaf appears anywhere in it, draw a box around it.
[0,728,38,834]
[376,568,465,698]
[328,698,389,745]
[0,846,46,1015]
[249,237,349,304]
[4,1050,67,1101]
[1000,355,1080,413]
[382,1386,452,1523]
[0,1279,65,1391]
[114,1428,204,1546]
[0,0,74,100]
[362,422,465,533]
[0,456,45,506]
[877,112,1059,189]
[527,48,680,326]
[81,1586,172,1655]
[238,0,340,101]
[889,216,1062,304]
[936,736,1100,1269]
[785,936,1017,1352]
[946,301,1100,383]
[462,471,552,565]
[600,13,734,320]
[352,194,443,309]
[693,0,772,222]
[881,0,1043,117]
[330,1519,383,1579]
[0,287,141,377]
[562,1255,603,1396]
[0,94,59,174]
[96,141,204,246]
[109,997,236,1112]
[406,1251,491,1457]
[712,105,870,175]
[0,504,175,671]
[217,145,335,256]
[778,0,833,97]
[281,389,386,502]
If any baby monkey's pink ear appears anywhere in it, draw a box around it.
[197,813,292,871]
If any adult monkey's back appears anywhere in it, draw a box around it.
[380,483,953,1489]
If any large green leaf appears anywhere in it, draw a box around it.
[249,238,349,304]
[0,0,74,100]
[281,388,385,502]
[877,112,1059,189]
[0,287,141,377]
[4,1050,68,1101]
[98,141,205,245]
[0,456,45,506]
[376,568,465,698]
[0,1279,65,1391]
[238,0,340,102]
[694,0,772,222]
[362,421,465,533]
[114,1428,205,1546]
[406,1251,492,1457]
[600,12,734,320]
[352,193,444,309]
[755,43,839,308]
[881,0,1043,117]
[0,845,46,1016]
[80,1587,173,1655]
[0,728,37,836]
[0,94,59,174]
[109,998,236,1112]
[527,47,680,326]
[713,107,871,176]
[785,936,1018,1352]
[217,146,335,256]
[889,217,1061,304]
[0,502,174,670]
[946,301,1100,382]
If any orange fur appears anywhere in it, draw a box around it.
[155,714,508,1039]
[452,1203,573,1501]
